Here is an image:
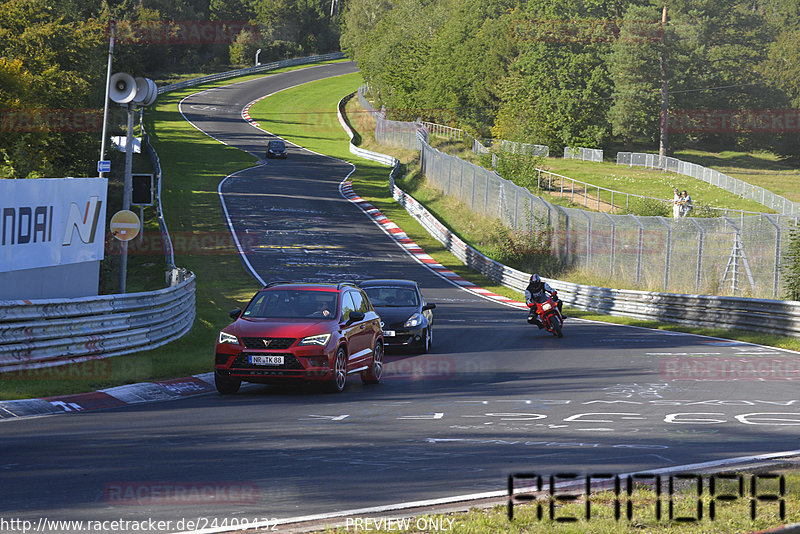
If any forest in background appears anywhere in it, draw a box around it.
[341,0,800,158]
[3,0,799,180]
[0,0,341,179]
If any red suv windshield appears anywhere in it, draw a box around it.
[242,290,338,319]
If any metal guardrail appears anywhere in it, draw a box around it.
[338,93,399,169]
[343,88,800,334]
[360,86,793,297]
[0,272,196,372]
[141,112,176,271]
[158,52,345,95]
[389,179,800,337]
[617,151,799,216]
[1,54,345,372]
[420,121,463,141]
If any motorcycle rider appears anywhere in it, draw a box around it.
[525,274,563,329]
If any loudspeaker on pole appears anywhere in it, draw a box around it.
[133,77,158,107]
[109,72,137,104]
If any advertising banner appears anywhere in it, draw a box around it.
[0,178,108,273]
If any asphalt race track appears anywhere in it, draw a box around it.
[2,62,800,531]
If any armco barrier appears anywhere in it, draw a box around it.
[391,177,800,337]
[338,94,800,338]
[0,273,195,372]
[158,52,345,95]
[338,93,399,169]
[1,54,345,371]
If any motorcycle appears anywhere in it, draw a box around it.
[527,290,563,338]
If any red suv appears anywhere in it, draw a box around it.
[214,282,383,393]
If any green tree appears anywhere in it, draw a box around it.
[492,2,615,150]
[0,0,107,178]
[762,27,800,107]
[340,0,392,62]
[416,0,515,134]
[607,4,662,146]
[229,26,260,65]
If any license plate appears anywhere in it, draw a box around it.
[249,355,284,366]
[541,303,552,311]
[382,330,396,337]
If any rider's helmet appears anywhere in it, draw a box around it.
[530,274,540,284]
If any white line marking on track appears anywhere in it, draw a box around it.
[172,71,800,534]
[176,447,800,534]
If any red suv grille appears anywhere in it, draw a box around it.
[241,337,296,349]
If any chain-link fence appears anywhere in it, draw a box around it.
[564,146,603,162]
[360,87,796,297]
[617,152,799,216]
[487,139,549,157]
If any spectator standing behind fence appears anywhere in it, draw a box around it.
[680,190,693,217]
[672,188,682,218]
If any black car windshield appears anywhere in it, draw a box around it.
[269,141,285,149]
[242,290,338,319]
[363,287,419,307]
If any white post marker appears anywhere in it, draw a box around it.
[110,209,141,242]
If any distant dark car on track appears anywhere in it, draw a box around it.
[214,282,383,394]
[266,139,287,159]
[359,279,435,353]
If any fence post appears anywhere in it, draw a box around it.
[763,214,781,299]
[581,211,592,269]
[484,170,490,215]
[656,217,672,291]
[629,214,644,284]
[447,156,453,196]
[603,212,616,278]
[459,157,465,204]
[471,166,476,210]
[555,205,570,260]
[688,218,705,293]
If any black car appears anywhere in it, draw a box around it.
[266,139,287,159]
[359,279,435,353]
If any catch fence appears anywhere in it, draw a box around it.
[360,88,795,298]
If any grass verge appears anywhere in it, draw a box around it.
[338,90,800,353]
[246,73,525,308]
[537,157,773,215]
[317,471,800,533]
[0,61,347,401]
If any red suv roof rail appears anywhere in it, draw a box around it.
[264,281,293,288]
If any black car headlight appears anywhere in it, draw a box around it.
[404,313,423,328]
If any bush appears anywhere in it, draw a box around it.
[624,197,671,217]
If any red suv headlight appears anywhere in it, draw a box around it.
[218,331,239,345]
[298,334,331,347]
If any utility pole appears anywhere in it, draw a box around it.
[118,103,134,294]
[658,5,669,157]
[99,21,115,178]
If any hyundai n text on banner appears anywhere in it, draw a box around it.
[0,178,108,273]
